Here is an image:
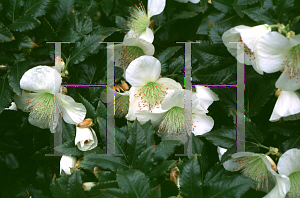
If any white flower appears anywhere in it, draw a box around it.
[125,55,182,121]
[113,37,155,71]
[223,152,290,197]
[134,89,214,144]
[125,0,166,43]
[174,0,200,3]
[195,85,219,113]
[217,146,227,161]
[60,155,77,176]
[222,24,271,74]
[277,148,300,198]
[75,127,98,151]
[82,182,97,191]
[256,32,300,91]
[270,90,300,121]
[5,102,17,111]
[14,66,86,133]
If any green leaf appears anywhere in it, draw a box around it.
[0,77,14,114]
[8,14,41,32]
[0,24,14,42]
[61,140,84,157]
[115,125,127,156]
[148,160,176,178]
[68,12,93,35]
[78,153,129,171]
[101,0,114,16]
[236,0,260,5]
[160,180,178,198]
[23,0,51,18]
[77,93,96,119]
[115,16,127,33]
[62,121,76,141]
[92,26,119,37]
[196,16,208,35]
[275,0,294,23]
[202,126,236,148]
[180,156,203,198]
[67,171,87,198]
[7,61,32,95]
[68,35,103,66]
[156,46,182,64]
[245,121,264,144]
[95,171,116,183]
[117,169,150,198]
[154,140,179,162]
[243,7,277,24]
[208,24,228,44]
[203,175,256,198]
[96,100,106,119]
[126,120,147,166]
[99,188,126,198]
[282,137,300,152]
[97,117,107,145]
[51,0,74,30]
[135,145,155,174]
[147,185,161,198]
[204,163,225,184]
[16,34,34,50]
[173,11,198,20]
[50,178,69,198]
[6,0,24,21]
[212,0,233,13]
[141,120,156,147]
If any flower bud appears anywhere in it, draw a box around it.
[82,182,96,191]
[77,118,93,128]
[275,88,282,97]
[60,155,77,176]
[121,80,129,91]
[266,156,277,172]
[286,31,295,39]
[75,127,98,151]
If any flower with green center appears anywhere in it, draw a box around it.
[256,32,300,91]
[222,24,271,74]
[270,90,300,121]
[125,55,182,121]
[277,148,300,198]
[125,0,166,43]
[14,66,86,133]
[113,37,154,71]
[134,89,215,144]
[224,152,290,198]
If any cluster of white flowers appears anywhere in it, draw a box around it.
[221,148,300,198]
[222,24,300,122]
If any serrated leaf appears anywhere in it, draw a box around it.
[180,156,203,198]
[203,175,256,198]
[115,16,127,33]
[62,121,75,141]
[212,0,233,13]
[77,93,96,119]
[115,125,127,156]
[101,0,113,16]
[8,14,41,32]
[154,140,179,162]
[7,61,32,95]
[135,145,155,174]
[0,77,14,114]
[68,12,92,35]
[282,137,300,152]
[78,153,129,171]
[52,0,74,30]
[23,0,51,18]
[208,24,228,44]
[61,140,84,157]
[92,26,120,37]
[141,120,156,147]
[16,34,34,50]
[236,0,260,5]
[96,100,106,119]
[147,185,161,198]
[95,171,116,183]
[149,160,176,178]
[204,163,225,184]
[245,121,264,144]
[243,7,277,24]
[0,24,14,42]
[6,0,24,22]
[173,11,198,20]
[126,120,147,166]
[50,178,68,198]
[157,46,181,64]
[67,171,87,198]
[68,35,103,66]
[202,126,236,148]
[117,169,150,198]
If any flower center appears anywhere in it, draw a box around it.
[115,95,129,118]
[238,36,255,61]
[127,3,149,35]
[287,171,300,198]
[158,106,192,142]
[135,82,166,110]
[24,93,60,127]
[232,156,272,191]
[282,44,300,82]
[118,46,145,69]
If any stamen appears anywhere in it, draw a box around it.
[282,44,300,82]
[127,2,148,35]
[117,46,145,69]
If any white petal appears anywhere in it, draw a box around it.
[189,0,200,3]
[263,174,290,198]
[256,32,291,73]
[61,94,86,125]
[173,0,189,3]
[217,147,227,161]
[147,0,166,18]
[278,148,300,176]
[251,53,264,75]
[14,91,40,112]
[223,152,255,171]
[20,66,61,94]
[270,91,300,121]
[5,102,17,111]
[60,155,76,176]
[134,109,167,127]
[75,127,98,151]
[191,113,214,136]
[139,26,154,43]
[125,55,161,87]
[276,72,300,91]
[123,37,155,55]
[156,77,182,93]
[195,85,219,110]
[83,182,97,191]
[161,89,198,110]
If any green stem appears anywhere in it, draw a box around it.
[154,25,162,34]
[269,24,282,29]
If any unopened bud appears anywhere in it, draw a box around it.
[82,182,96,191]
[61,87,67,95]
[0,65,7,70]
[266,156,277,172]
[278,24,285,34]
[170,168,179,184]
[121,80,129,91]
[275,88,282,97]
[286,31,295,39]
[77,118,94,128]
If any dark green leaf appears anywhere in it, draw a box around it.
[92,26,120,37]
[141,120,156,147]
[61,140,84,157]
[77,93,96,119]
[0,24,14,42]
[202,126,236,148]
[8,14,40,32]
[149,160,176,178]
[62,121,76,141]
[282,137,300,152]
[147,185,161,198]
[6,0,24,21]
[96,100,106,119]
[101,0,113,16]
[245,121,264,144]
[135,145,155,174]
[115,16,127,33]
[67,171,87,198]
[68,12,93,35]
[154,140,179,162]
[212,0,233,13]
[51,0,74,30]
[180,156,203,198]
[204,163,226,184]
[16,34,34,50]
[208,24,228,44]
[243,7,277,24]
[157,46,182,64]
[23,0,51,18]
[236,0,260,5]
[117,169,150,198]
[161,180,178,198]
[50,178,68,198]
[0,77,14,114]
[95,171,116,183]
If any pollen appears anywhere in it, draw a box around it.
[282,44,300,83]
[127,3,149,35]
[117,46,145,69]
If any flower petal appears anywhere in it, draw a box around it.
[125,55,161,87]
[161,89,198,110]
[139,26,154,43]
[60,155,76,176]
[123,37,155,55]
[20,66,61,94]
[270,91,300,121]
[75,127,98,151]
[147,0,166,18]
[195,85,219,110]
[134,109,167,127]
[191,112,214,136]
[61,94,86,124]
[14,91,40,112]
[263,174,290,198]
[275,72,300,91]
[277,148,300,176]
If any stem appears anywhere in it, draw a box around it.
[269,24,282,29]
[248,141,269,150]
[154,25,162,34]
